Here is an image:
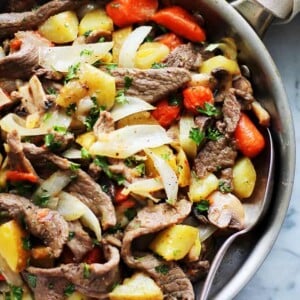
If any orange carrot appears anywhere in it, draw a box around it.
[155,32,183,50]
[118,199,136,209]
[234,113,266,158]
[152,99,181,128]
[10,38,22,52]
[151,6,206,42]
[0,273,5,281]
[115,187,129,203]
[106,0,158,27]
[84,247,103,264]
[6,170,38,183]
[183,86,214,114]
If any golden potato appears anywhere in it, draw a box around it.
[135,42,170,69]
[0,220,30,272]
[150,225,199,261]
[76,131,97,149]
[176,147,191,187]
[79,9,114,36]
[232,157,257,199]
[186,234,201,262]
[179,113,197,159]
[200,55,240,75]
[116,111,158,128]
[109,272,163,300]
[38,11,79,44]
[112,27,132,63]
[188,172,219,202]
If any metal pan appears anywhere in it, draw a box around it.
[166,0,296,298]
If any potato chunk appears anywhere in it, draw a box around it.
[232,157,257,198]
[38,11,79,44]
[150,225,198,261]
[0,220,30,272]
[200,55,240,75]
[176,147,191,187]
[109,272,163,300]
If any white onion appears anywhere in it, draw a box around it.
[119,26,152,68]
[0,254,23,286]
[144,149,178,205]
[41,110,72,129]
[111,96,155,121]
[39,42,113,72]
[57,192,102,241]
[198,224,218,242]
[62,148,82,159]
[179,113,197,159]
[89,125,172,158]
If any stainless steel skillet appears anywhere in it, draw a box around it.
[167,0,296,298]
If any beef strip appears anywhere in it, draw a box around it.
[0,0,87,38]
[0,31,51,79]
[194,137,237,178]
[51,131,74,153]
[121,198,194,299]
[23,244,120,300]
[2,0,38,13]
[108,158,140,182]
[0,193,68,257]
[194,115,212,132]
[220,167,234,191]
[164,43,202,71]
[93,110,114,138]
[67,221,93,262]
[232,76,255,109]
[110,67,191,103]
[22,143,116,229]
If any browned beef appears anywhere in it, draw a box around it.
[7,130,37,175]
[220,168,234,191]
[194,137,237,178]
[2,0,37,12]
[85,30,112,44]
[93,111,114,138]
[0,31,51,79]
[232,76,255,109]
[121,198,194,299]
[164,43,202,71]
[51,131,74,153]
[108,158,139,182]
[222,92,241,134]
[0,193,68,257]
[67,221,93,262]
[0,0,87,38]
[182,260,210,283]
[22,143,116,230]
[194,115,212,132]
[24,244,120,299]
[111,67,191,103]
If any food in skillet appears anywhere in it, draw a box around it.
[0,0,271,299]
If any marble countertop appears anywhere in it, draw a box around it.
[235,14,300,300]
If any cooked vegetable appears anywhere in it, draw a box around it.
[188,172,219,202]
[186,233,201,262]
[76,132,97,150]
[150,224,198,260]
[251,101,271,126]
[117,111,158,128]
[200,55,240,75]
[232,157,257,198]
[112,26,132,63]
[234,113,266,158]
[155,32,183,50]
[176,147,191,187]
[179,113,197,158]
[38,11,79,44]
[6,171,38,184]
[152,6,206,42]
[205,37,238,60]
[0,254,23,286]
[0,220,30,272]
[109,272,163,300]
[106,0,158,27]
[188,73,213,88]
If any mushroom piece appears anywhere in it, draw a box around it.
[207,191,245,230]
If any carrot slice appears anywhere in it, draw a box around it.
[155,32,183,50]
[83,247,103,264]
[152,6,206,42]
[115,187,129,203]
[6,170,38,183]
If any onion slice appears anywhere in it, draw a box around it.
[39,42,113,72]
[41,110,72,130]
[111,96,155,121]
[89,125,172,158]
[119,26,152,68]
[144,148,178,205]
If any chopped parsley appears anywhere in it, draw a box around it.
[81,148,91,160]
[33,189,50,207]
[70,162,80,172]
[84,98,105,131]
[124,76,133,89]
[105,63,118,72]
[168,93,182,106]
[46,87,57,95]
[124,208,137,221]
[195,200,210,213]
[22,237,31,250]
[198,102,220,117]
[83,263,91,279]
[219,180,232,193]
[80,49,93,56]
[53,126,67,134]
[27,274,37,289]
[68,231,75,241]
[83,30,92,37]
[9,285,23,300]
[155,264,169,275]
[42,112,52,122]
[151,62,167,69]
[64,62,80,83]
[189,128,205,146]
[135,163,145,176]
[124,156,137,167]
[66,103,77,116]
[115,90,128,104]
[98,37,106,43]
[207,128,223,141]
[44,134,62,151]
[63,283,75,297]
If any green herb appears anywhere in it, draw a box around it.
[22,237,31,250]
[92,238,100,246]
[10,285,23,300]
[46,87,57,95]
[168,94,182,106]
[84,97,105,130]
[195,200,210,213]
[105,63,118,72]
[70,162,80,172]
[44,134,62,151]
[9,182,35,197]
[107,223,122,234]
[80,49,93,56]
[124,156,137,167]
[5,292,11,300]
[98,37,106,43]
[155,264,169,275]
[206,128,223,141]
[135,163,145,176]
[42,112,52,122]
[27,274,37,289]
[198,102,220,117]
[65,62,80,83]
[92,59,102,67]
[151,62,167,69]
[124,208,136,221]
[66,103,77,116]
[161,152,171,160]
[145,35,154,42]
[124,76,133,89]
[83,263,91,279]
[63,284,75,297]
[53,126,67,134]
[34,189,50,207]
[189,128,205,146]
[68,231,75,241]
[219,180,232,193]
[115,90,128,104]
[81,148,91,160]
[83,30,92,37]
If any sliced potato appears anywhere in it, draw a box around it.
[232,157,257,198]
[116,111,158,128]
[200,55,240,75]
[176,147,191,187]
[150,225,198,261]
[38,11,79,44]
[79,9,114,36]
[135,42,170,69]
[76,131,97,149]
[112,26,132,63]
[186,233,201,262]
[188,172,219,202]
[0,220,30,272]
[179,113,197,159]
[109,272,163,300]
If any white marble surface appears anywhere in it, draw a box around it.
[235,14,300,300]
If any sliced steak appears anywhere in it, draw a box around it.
[0,31,51,79]
[51,131,74,153]
[0,193,68,257]
[232,76,255,109]
[93,110,114,138]
[182,260,210,283]
[111,67,191,103]
[0,0,87,38]
[194,137,237,178]
[24,244,120,299]
[194,115,212,132]
[22,143,116,229]
[67,221,93,262]
[222,92,241,134]
[164,43,202,71]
